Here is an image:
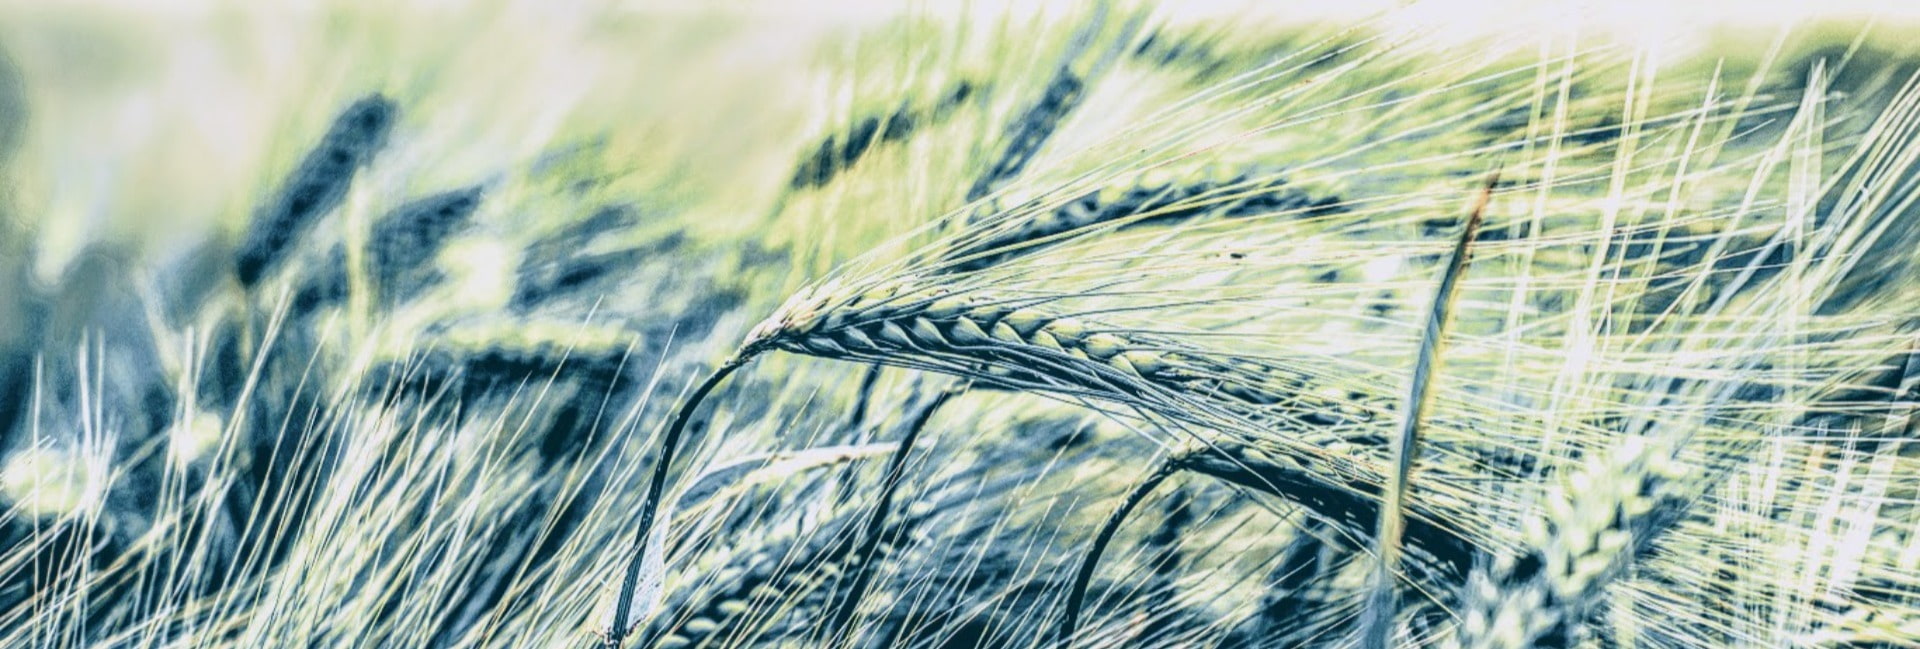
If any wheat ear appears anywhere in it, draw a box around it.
[1448,435,1688,649]
[943,167,1339,273]
[742,278,1349,430]
[961,4,1139,203]
[742,280,1475,561]
[235,94,395,288]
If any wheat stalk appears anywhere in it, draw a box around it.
[1359,170,1496,649]
[821,382,961,645]
[601,356,752,649]
[1059,444,1190,646]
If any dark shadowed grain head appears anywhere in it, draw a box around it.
[235,94,396,287]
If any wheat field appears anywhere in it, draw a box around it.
[1,2,1919,648]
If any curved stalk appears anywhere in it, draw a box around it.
[825,383,961,645]
[602,353,753,649]
[831,364,887,506]
[1058,452,1185,647]
[1361,172,1494,649]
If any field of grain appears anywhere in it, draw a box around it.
[2,2,1918,648]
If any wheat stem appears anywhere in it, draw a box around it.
[825,383,961,646]
[1360,172,1496,649]
[1060,451,1186,647]
[603,353,754,649]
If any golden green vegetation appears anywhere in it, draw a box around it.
[1,2,1918,648]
